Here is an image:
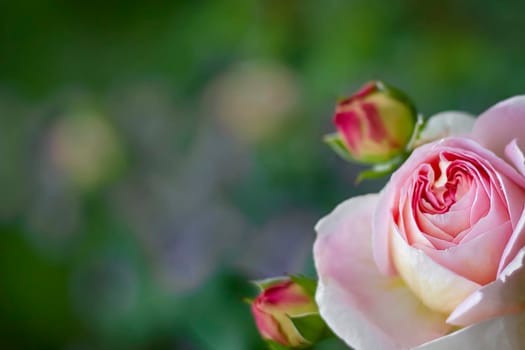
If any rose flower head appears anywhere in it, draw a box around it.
[315,95,525,349]
[325,81,419,165]
[250,276,328,348]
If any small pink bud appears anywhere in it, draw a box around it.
[250,277,318,348]
[327,81,418,164]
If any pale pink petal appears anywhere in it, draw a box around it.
[499,206,525,274]
[391,225,481,314]
[453,186,504,244]
[437,138,525,188]
[415,111,476,147]
[505,139,525,176]
[415,311,525,350]
[423,234,457,250]
[471,95,525,159]
[497,168,525,230]
[418,221,512,285]
[373,186,399,275]
[447,247,525,326]
[315,195,450,350]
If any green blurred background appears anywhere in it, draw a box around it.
[0,1,524,349]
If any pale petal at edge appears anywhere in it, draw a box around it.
[314,194,449,350]
[415,310,525,350]
[447,247,525,326]
[499,205,525,275]
[418,221,511,285]
[505,139,525,177]
[415,111,475,147]
[471,95,525,159]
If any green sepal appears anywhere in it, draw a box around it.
[288,274,317,298]
[324,132,390,164]
[406,113,426,150]
[253,276,289,291]
[355,154,407,184]
[290,313,330,344]
[323,133,354,162]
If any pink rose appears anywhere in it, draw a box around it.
[314,96,525,349]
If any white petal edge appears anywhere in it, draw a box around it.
[415,111,476,147]
[471,95,525,158]
[447,245,525,326]
[505,139,525,177]
[414,310,525,350]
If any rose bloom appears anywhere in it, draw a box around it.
[314,96,525,349]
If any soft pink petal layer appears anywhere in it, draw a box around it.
[471,95,525,159]
[314,195,450,350]
[418,222,512,285]
[499,206,525,274]
[391,225,481,314]
[505,139,525,178]
[447,248,525,326]
[415,311,525,350]
[416,111,475,147]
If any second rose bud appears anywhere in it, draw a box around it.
[325,81,420,165]
[250,276,329,349]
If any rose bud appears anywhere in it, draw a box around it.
[325,81,419,164]
[250,276,326,348]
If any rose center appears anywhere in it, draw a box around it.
[413,154,475,238]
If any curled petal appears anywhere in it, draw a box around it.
[391,225,481,314]
[471,95,525,158]
[314,195,449,350]
[505,139,525,177]
[415,311,525,350]
[447,225,525,326]
[499,207,525,274]
[418,221,512,285]
[448,250,525,326]
[416,111,476,147]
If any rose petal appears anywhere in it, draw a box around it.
[447,247,525,327]
[499,206,525,274]
[418,221,512,285]
[416,111,476,147]
[391,225,481,314]
[315,195,450,350]
[471,95,525,159]
[414,311,525,350]
[505,139,525,177]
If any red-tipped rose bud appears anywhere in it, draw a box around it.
[326,81,418,164]
[250,276,325,348]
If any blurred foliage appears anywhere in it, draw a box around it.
[1,0,525,349]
